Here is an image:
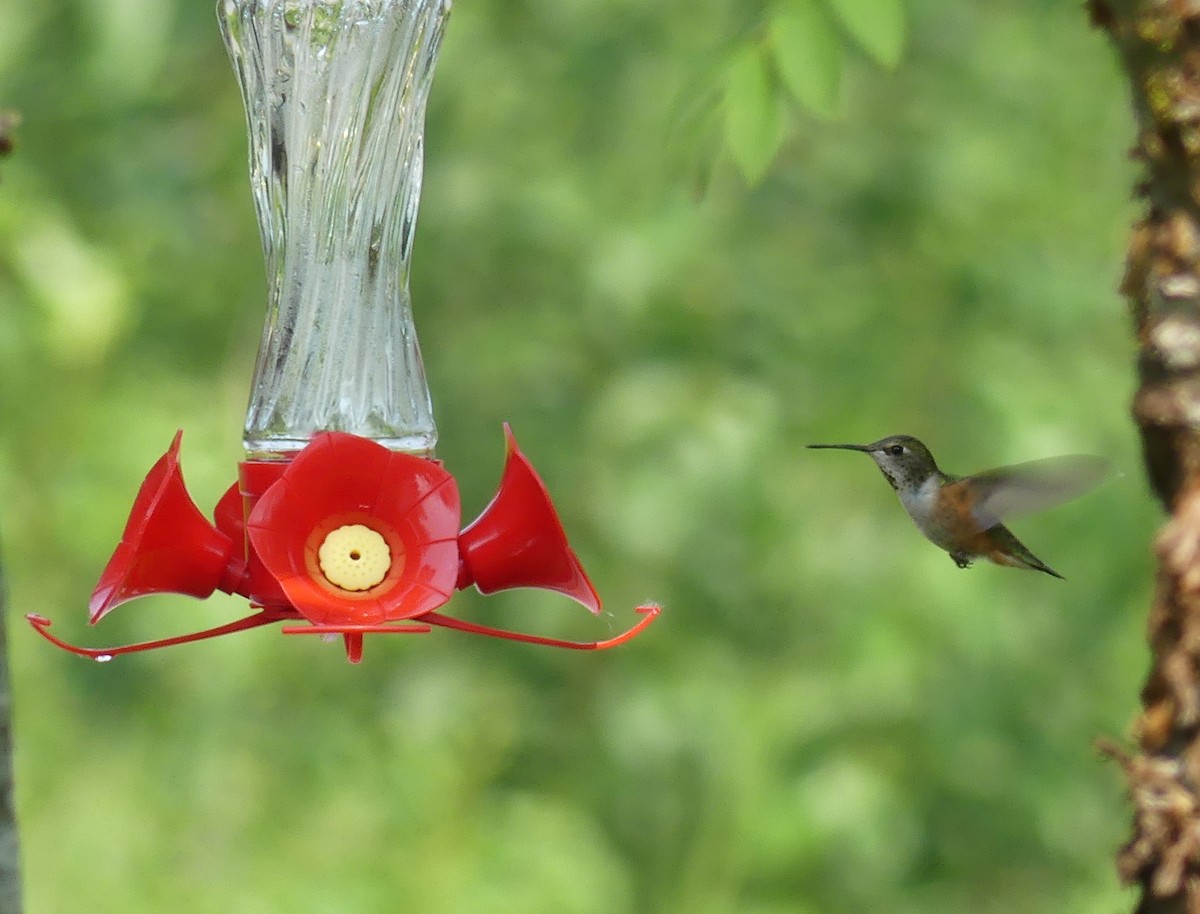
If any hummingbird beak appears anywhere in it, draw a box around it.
[807,443,872,452]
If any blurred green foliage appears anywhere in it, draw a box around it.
[0,0,1153,912]
[722,0,905,180]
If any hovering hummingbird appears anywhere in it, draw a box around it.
[807,435,1109,579]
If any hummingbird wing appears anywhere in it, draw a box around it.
[966,455,1111,530]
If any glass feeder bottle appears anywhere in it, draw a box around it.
[220,0,449,458]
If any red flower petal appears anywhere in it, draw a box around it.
[90,431,235,623]
[246,433,461,625]
[213,482,245,543]
[459,424,600,614]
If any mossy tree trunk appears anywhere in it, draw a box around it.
[0,558,20,914]
[1093,2,1200,912]
[0,115,21,914]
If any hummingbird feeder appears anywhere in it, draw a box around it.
[28,0,659,664]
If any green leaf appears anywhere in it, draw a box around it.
[723,44,784,184]
[826,0,905,69]
[770,0,842,119]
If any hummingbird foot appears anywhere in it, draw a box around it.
[950,552,973,570]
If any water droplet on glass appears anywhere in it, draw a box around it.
[95,654,113,663]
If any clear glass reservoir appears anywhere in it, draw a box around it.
[220,0,450,457]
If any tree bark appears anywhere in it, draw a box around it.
[0,556,21,914]
[0,114,22,914]
[1092,2,1200,912]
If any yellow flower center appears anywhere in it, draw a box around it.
[317,524,392,592]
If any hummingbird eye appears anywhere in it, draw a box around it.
[887,445,905,456]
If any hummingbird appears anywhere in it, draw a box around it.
[807,435,1109,579]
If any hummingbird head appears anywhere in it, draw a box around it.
[807,435,940,491]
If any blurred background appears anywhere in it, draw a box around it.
[0,0,1152,912]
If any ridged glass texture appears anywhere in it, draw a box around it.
[220,0,449,457]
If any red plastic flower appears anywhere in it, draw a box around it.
[29,425,659,663]
[245,432,461,625]
[89,431,236,623]
[459,424,600,613]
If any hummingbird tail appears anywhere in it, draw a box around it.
[1017,556,1065,580]
[985,526,1065,580]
